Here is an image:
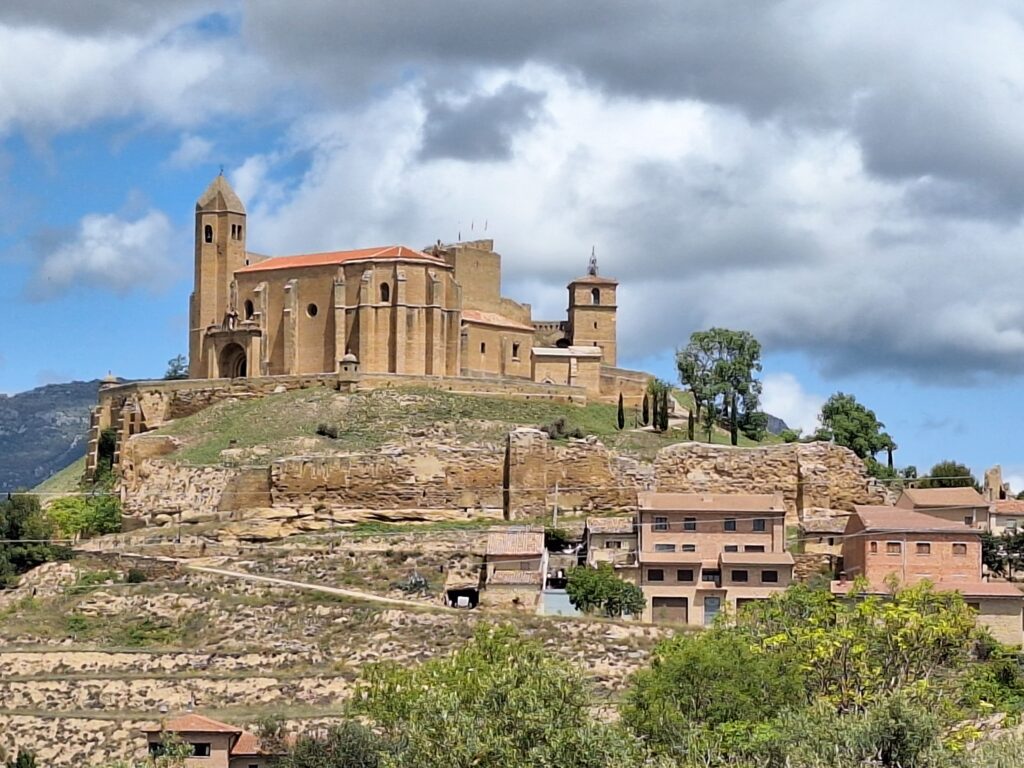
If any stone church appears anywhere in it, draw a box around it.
[188,173,624,396]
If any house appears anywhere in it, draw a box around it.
[143,714,282,768]
[833,506,1023,646]
[991,500,1024,537]
[798,514,849,558]
[896,486,990,530]
[483,528,546,608]
[636,492,793,625]
[583,516,638,581]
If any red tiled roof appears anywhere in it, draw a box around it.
[235,245,447,274]
[994,500,1024,514]
[461,310,536,332]
[231,730,288,756]
[144,714,242,734]
[486,529,544,556]
[638,492,785,513]
[853,505,977,533]
[899,487,987,508]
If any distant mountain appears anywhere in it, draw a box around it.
[765,414,790,436]
[0,380,99,493]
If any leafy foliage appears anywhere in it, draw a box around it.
[0,494,70,587]
[278,721,393,768]
[917,460,979,490]
[982,530,1024,579]
[565,563,645,617]
[163,354,188,380]
[817,392,894,463]
[46,494,121,539]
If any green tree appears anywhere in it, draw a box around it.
[0,495,69,587]
[677,328,762,445]
[646,379,671,433]
[565,563,645,617]
[279,722,391,768]
[46,494,122,539]
[616,392,625,430]
[622,629,805,746]
[817,392,895,475]
[163,355,188,380]
[353,625,652,768]
[917,459,979,490]
[641,393,650,426]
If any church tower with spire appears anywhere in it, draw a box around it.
[189,172,247,378]
[566,248,618,366]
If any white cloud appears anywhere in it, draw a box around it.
[760,373,824,435]
[166,134,214,169]
[29,210,177,298]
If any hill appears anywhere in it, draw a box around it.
[0,380,99,493]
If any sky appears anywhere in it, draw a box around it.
[1,1,1024,486]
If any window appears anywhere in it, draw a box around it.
[604,540,622,549]
[512,342,520,359]
[677,569,694,581]
[702,569,721,583]
[963,515,973,526]
[380,283,391,303]
[480,342,486,354]
[752,518,766,532]
[1007,519,1018,530]
[591,287,600,304]
[191,743,211,757]
[593,321,598,329]
[724,545,739,553]
[827,537,835,546]
[952,543,968,556]
[654,543,676,553]
[237,224,243,239]
[306,303,319,317]
[915,542,931,555]
[724,518,737,532]
[243,299,254,320]
[731,570,749,583]
[230,224,236,238]
[761,570,779,583]
[204,224,213,243]
[745,545,765,553]
[653,516,669,532]
[886,541,901,555]
[869,541,878,554]
[647,569,664,582]
[683,517,696,531]
[681,544,696,552]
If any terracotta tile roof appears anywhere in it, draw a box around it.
[144,714,242,734]
[900,487,987,508]
[638,492,785,513]
[461,309,536,332]
[800,516,849,534]
[235,245,446,274]
[231,730,287,756]
[719,551,795,566]
[994,500,1024,514]
[853,505,977,533]
[488,569,543,585]
[486,529,544,556]
[586,516,635,534]
[832,580,1022,598]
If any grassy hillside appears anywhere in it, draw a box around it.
[157,386,775,465]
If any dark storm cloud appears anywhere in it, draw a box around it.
[419,84,545,161]
[0,0,220,33]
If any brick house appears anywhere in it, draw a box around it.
[583,516,638,582]
[636,492,793,625]
[143,714,282,768]
[833,506,1023,646]
[896,487,990,530]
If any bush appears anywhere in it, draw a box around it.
[125,568,148,584]
[46,495,121,539]
[566,563,645,618]
[539,416,585,440]
[316,423,340,439]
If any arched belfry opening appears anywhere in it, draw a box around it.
[219,343,247,378]
[204,224,214,243]
[590,287,600,305]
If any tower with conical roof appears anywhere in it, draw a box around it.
[566,248,618,366]
[189,172,247,377]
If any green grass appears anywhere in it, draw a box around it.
[156,386,778,466]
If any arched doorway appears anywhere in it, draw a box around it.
[219,343,247,378]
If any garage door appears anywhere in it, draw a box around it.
[652,597,688,624]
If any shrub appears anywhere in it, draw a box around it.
[315,423,340,439]
[125,568,148,584]
[539,416,585,440]
[47,495,121,539]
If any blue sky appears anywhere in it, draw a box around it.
[3,2,1024,488]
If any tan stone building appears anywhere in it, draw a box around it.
[188,174,621,397]
[144,713,281,768]
[584,516,639,582]
[833,506,1024,646]
[483,528,546,608]
[636,492,794,625]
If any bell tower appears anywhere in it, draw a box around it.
[567,249,618,366]
[189,172,247,378]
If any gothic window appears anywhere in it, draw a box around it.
[591,287,600,304]
[380,283,390,303]
[243,300,254,320]
[204,224,213,243]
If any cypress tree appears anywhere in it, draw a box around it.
[617,393,625,430]
[641,393,650,426]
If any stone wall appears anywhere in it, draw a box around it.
[120,458,237,524]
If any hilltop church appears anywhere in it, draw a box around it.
[188,173,627,397]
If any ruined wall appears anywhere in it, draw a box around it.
[654,442,886,521]
[120,458,237,524]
